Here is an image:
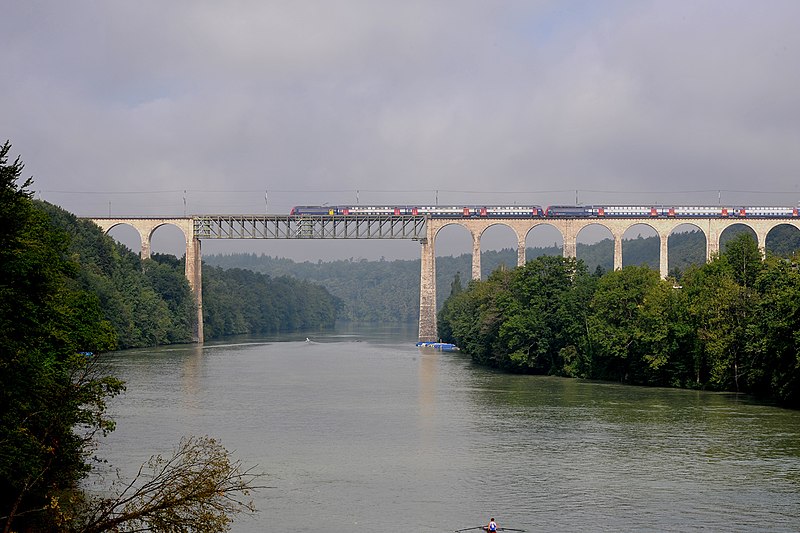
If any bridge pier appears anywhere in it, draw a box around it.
[471,232,481,281]
[517,237,526,267]
[660,233,669,278]
[418,234,438,342]
[186,237,204,343]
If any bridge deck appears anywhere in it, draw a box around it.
[193,214,428,240]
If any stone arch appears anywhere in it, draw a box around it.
[104,222,146,256]
[430,220,474,255]
[147,221,192,244]
[621,223,659,269]
[477,222,520,279]
[765,223,800,257]
[667,222,706,277]
[431,220,470,243]
[719,223,758,255]
[523,222,565,262]
[427,222,474,315]
[620,221,658,236]
[91,217,202,343]
[148,222,193,259]
[93,218,194,260]
[575,223,614,273]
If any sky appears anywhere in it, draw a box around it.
[3,0,800,260]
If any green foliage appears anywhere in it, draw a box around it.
[67,436,261,533]
[0,141,124,531]
[202,266,339,338]
[439,232,800,407]
[439,256,595,374]
[2,142,268,531]
[36,202,195,348]
[588,266,682,384]
[33,203,340,347]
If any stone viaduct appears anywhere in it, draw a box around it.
[91,218,204,342]
[417,217,800,342]
[89,215,800,344]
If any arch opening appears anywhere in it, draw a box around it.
[576,224,613,274]
[106,224,143,256]
[525,223,564,262]
[667,223,706,279]
[720,224,758,253]
[479,223,519,279]
[621,223,658,269]
[433,223,473,310]
[150,223,189,261]
[765,224,800,258]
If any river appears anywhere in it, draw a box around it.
[97,323,800,532]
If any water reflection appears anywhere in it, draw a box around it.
[418,352,437,425]
[182,343,204,405]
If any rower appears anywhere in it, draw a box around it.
[487,518,497,532]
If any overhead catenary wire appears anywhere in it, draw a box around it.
[38,187,800,196]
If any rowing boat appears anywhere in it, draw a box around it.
[454,526,526,532]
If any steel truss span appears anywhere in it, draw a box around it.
[193,214,427,240]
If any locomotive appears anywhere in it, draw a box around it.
[289,204,800,219]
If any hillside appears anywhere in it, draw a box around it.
[38,201,340,346]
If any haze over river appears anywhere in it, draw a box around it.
[98,324,800,532]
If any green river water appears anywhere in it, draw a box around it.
[97,323,800,532]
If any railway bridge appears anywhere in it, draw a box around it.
[88,214,800,344]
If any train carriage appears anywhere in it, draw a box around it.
[291,204,799,219]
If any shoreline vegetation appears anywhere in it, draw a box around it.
[436,245,800,408]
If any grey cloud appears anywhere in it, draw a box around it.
[2,0,800,259]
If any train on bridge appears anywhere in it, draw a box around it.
[289,204,800,219]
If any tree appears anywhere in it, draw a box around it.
[449,271,464,297]
[683,246,760,392]
[0,142,263,531]
[0,141,123,531]
[439,273,509,367]
[747,254,800,404]
[587,266,667,383]
[67,437,263,533]
[722,233,763,289]
[497,256,591,373]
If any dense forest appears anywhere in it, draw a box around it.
[205,225,800,323]
[437,237,800,407]
[202,265,339,338]
[2,145,264,530]
[36,203,339,348]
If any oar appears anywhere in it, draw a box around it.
[454,525,526,533]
